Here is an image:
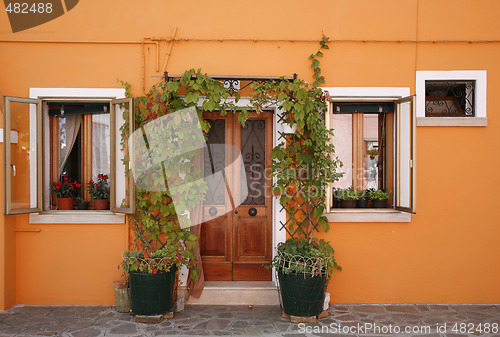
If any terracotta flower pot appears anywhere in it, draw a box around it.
[94,199,109,210]
[57,197,74,210]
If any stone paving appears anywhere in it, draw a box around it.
[0,304,499,337]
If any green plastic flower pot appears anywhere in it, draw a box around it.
[129,266,177,316]
[278,269,326,317]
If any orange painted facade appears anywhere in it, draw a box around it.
[1,0,500,310]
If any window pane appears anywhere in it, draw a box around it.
[5,98,41,212]
[92,113,110,180]
[240,119,266,205]
[204,119,226,205]
[111,98,134,213]
[332,114,352,189]
[425,80,475,117]
[59,115,82,183]
[397,101,412,209]
[363,114,379,190]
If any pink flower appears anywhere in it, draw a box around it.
[152,268,157,275]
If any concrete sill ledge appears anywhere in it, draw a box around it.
[29,211,125,224]
[325,209,411,223]
[417,117,487,127]
[184,281,279,305]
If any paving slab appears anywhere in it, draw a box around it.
[0,304,499,336]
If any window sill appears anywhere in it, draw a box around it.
[325,209,411,223]
[417,117,487,127]
[29,210,125,224]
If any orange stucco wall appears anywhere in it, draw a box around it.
[1,0,500,309]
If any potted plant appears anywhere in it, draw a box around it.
[338,187,358,208]
[121,247,180,316]
[51,177,80,210]
[356,188,369,208]
[271,238,341,317]
[87,174,109,210]
[76,197,89,210]
[368,189,391,208]
[253,36,343,319]
[118,69,244,317]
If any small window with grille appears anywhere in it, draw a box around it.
[416,71,487,126]
[425,80,475,117]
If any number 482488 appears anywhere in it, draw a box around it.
[452,323,499,334]
[5,2,53,14]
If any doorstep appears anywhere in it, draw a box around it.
[180,281,279,305]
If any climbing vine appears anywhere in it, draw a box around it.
[120,35,343,279]
[251,35,343,241]
[120,69,248,279]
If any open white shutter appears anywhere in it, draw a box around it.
[325,101,333,212]
[395,95,416,213]
[110,98,135,214]
[3,96,42,214]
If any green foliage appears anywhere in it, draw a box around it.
[254,36,342,279]
[120,69,248,279]
[250,35,343,241]
[337,187,359,201]
[87,174,109,200]
[309,35,329,87]
[269,238,341,280]
[368,189,391,200]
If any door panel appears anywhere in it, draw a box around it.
[201,112,272,281]
[235,213,267,256]
[200,117,232,277]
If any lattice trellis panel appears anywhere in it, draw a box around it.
[277,117,321,238]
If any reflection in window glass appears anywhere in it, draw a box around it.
[92,113,111,180]
[332,114,353,189]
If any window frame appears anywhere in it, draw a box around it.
[3,96,43,214]
[3,88,134,221]
[47,99,112,207]
[322,87,416,221]
[416,70,487,127]
[110,97,135,214]
[395,95,417,213]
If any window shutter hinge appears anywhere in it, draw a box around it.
[409,159,413,168]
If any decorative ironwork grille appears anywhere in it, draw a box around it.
[241,120,266,205]
[425,80,475,117]
[203,119,226,205]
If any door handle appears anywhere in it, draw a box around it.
[248,207,257,216]
[11,164,16,177]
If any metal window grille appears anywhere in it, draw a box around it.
[425,80,475,117]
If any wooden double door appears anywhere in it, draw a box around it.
[200,111,273,281]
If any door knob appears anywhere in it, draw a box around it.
[234,210,238,214]
[248,207,257,216]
